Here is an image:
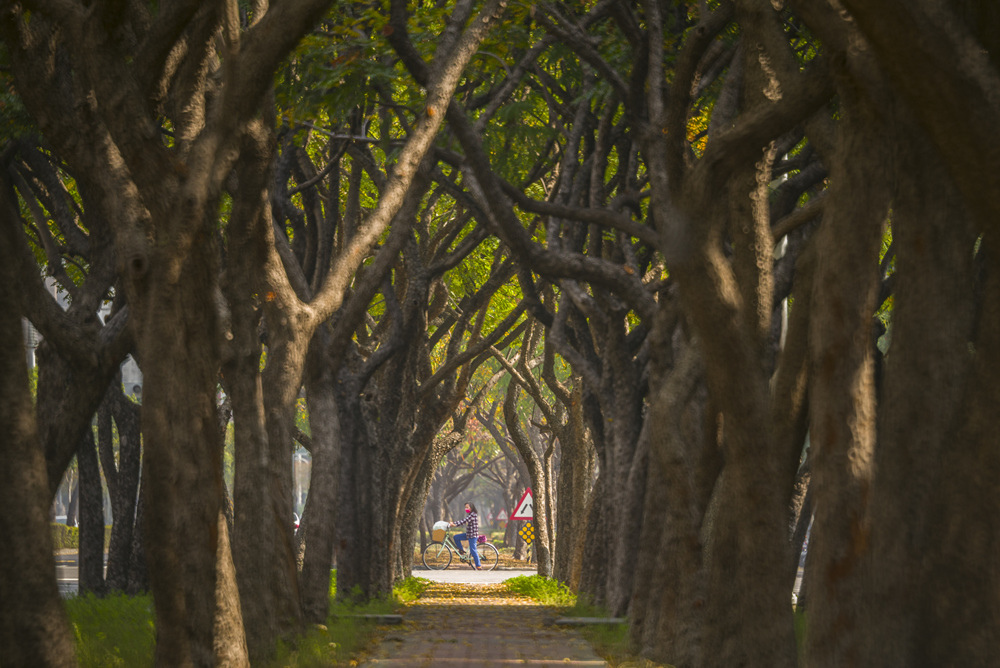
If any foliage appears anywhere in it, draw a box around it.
[67,592,155,668]
[392,575,432,603]
[51,524,112,550]
[67,572,430,667]
[504,574,576,607]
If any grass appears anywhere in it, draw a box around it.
[66,592,155,667]
[504,574,576,606]
[67,572,432,668]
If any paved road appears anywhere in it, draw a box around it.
[360,580,606,667]
[412,567,536,585]
[56,553,534,595]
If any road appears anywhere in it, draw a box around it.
[54,552,81,596]
[56,553,534,595]
[413,566,536,584]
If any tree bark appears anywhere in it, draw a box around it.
[917,241,1000,665]
[298,341,342,623]
[77,428,106,595]
[863,113,980,667]
[0,236,78,666]
[552,381,595,588]
[135,231,236,667]
[801,78,889,666]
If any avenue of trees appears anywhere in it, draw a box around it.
[2,1,999,666]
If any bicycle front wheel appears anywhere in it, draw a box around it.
[422,542,452,570]
[477,543,500,571]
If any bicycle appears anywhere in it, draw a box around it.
[422,522,500,571]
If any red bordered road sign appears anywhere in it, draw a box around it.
[511,488,534,520]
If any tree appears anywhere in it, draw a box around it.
[3,2,342,663]
[0,165,78,668]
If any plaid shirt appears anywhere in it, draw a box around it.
[454,511,479,540]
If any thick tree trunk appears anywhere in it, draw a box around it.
[863,120,980,666]
[802,84,888,666]
[257,332,309,625]
[0,272,78,667]
[577,387,610,604]
[598,334,648,617]
[552,383,595,588]
[298,348,342,623]
[334,384,384,598]
[917,248,1000,664]
[221,121,303,660]
[77,429,106,595]
[135,236,238,667]
[226,327,278,660]
[636,327,710,666]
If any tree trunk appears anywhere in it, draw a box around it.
[99,383,142,593]
[35,339,120,502]
[134,233,236,667]
[77,429,106,595]
[802,81,888,666]
[552,382,595,588]
[635,325,710,666]
[917,244,1000,664]
[504,381,554,577]
[213,512,250,667]
[298,344,342,623]
[863,116,981,666]
[334,382,383,598]
[0,264,78,667]
[126,489,150,595]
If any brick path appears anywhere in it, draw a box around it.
[360,581,608,667]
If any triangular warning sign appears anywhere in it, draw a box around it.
[511,488,533,520]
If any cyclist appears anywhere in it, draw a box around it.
[450,502,481,570]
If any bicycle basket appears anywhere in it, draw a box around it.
[477,534,487,544]
[432,520,449,542]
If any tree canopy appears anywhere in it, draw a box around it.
[2,1,1000,666]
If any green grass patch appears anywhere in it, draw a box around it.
[504,574,576,607]
[393,575,431,603]
[68,572,431,667]
[67,592,155,668]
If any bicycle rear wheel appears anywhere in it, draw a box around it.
[477,542,499,571]
[422,542,452,570]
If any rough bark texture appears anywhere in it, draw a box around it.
[98,382,143,593]
[917,241,1000,665]
[552,382,595,589]
[0,236,78,666]
[136,234,233,668]
[298,341,342,623]
[633,308,710,666]
[801,79,888,665]
[863,115,981,666]
[77,428,106,595]
[213,513,250,667]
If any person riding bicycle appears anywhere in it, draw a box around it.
[450,502,481,570]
